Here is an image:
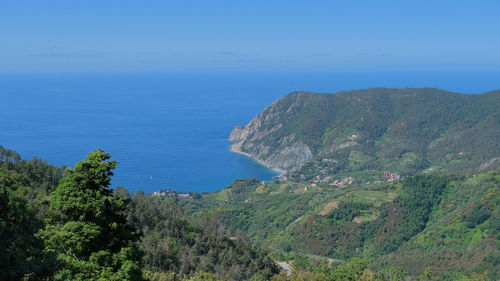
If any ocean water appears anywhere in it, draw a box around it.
[0,71,499,193]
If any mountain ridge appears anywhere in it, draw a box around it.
[229,87,500,181]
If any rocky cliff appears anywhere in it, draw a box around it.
[229,94,313,173]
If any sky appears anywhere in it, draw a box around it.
[1,0,499,73]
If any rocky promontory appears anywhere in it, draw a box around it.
[228,93,313,173]
[229,88,500,178]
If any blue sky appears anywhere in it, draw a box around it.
[1,0,499,73]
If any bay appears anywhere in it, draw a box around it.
[0,71,498,193]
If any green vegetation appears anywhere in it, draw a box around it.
[120,188,278,280]
[0,146,63,280]
[1,140,498,280]
[182,172,499,280]
[232,88,500,182]
[39,149,143,280]
[4,88,500,280]
[327,201,371,224]
[379,175,448,253]
[0,183,45,280]
[0,147,278,281]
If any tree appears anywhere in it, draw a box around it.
[418,268,436,281]
[0,184,41,280]
[327,258,370,281]
[40,149,143,281]
[185,271,219,281]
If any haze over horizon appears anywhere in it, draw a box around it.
[2,0,500,73]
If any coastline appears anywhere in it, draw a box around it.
[229,144,286,176]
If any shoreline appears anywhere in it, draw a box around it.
[229,144,286,176]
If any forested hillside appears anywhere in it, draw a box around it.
[2,144,498,280]
[0,147,278,281]
[229,88,500,182]
[182,172,500,280]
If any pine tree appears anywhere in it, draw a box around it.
[40,149,143,281]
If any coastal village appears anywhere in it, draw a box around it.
[152,170,402,200]
[280,170,402,188]
[152,189,195,200]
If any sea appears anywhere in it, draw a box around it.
[1,71,499,193]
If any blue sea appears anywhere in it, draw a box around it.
[1,71,499,193]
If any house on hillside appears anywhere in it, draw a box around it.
[384,171,401,181]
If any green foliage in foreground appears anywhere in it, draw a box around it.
[0,147,278,281]
[0,184,42,280]
[119,188,279,281]
[1,146,498,280]
[39,149,143,280]
[0,146,63,280]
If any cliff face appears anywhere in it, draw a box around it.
[229,88,500,177]
[229,94,313,172]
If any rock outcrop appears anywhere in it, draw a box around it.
[229,94,313,173]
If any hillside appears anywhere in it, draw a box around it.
[0,147,279,281]
[181,172,500,280]
[229,88,500,181]
[2,147,498,280]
